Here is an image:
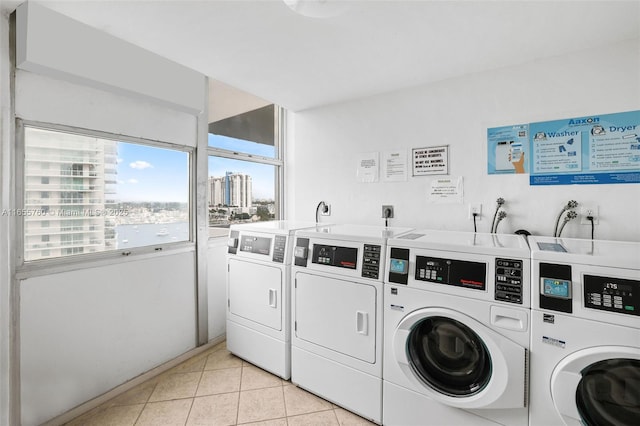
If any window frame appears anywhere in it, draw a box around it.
[206,106,284,235]
[15,119,195,276]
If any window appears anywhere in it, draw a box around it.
[21,124,192,262]
[207,99,283,238]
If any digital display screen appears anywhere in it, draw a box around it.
[542,277,571,299]
[389,258,409,274]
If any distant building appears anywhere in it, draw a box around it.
[23,127,118,261]
[208,172,252,208]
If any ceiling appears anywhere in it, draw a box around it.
[4,0,640,112]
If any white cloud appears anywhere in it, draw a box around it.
[116,158,123,164]
[128,179,139,184]
[129,160,153,169]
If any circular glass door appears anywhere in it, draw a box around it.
[407,316,492,397]
[576,358,640,426]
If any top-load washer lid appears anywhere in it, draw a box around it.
[387,229,530,258]
[529,236,640,270]
[229,220,321,235]
[295,224,414,244]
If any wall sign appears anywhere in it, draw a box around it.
[412,145,449,176]
[487,124,529,174]
[487,110,640,185]
[529,110,640,185]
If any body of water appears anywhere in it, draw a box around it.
[116,222,189,249]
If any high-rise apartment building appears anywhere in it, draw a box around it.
[208,172,252,208]
[23,127,118,261]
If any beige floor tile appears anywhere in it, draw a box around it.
[333,407,376,425]
[237,387,286,424]
[135,399,193,426]
[240,365,283,391]
[283,385,333,417]
[108,381,157,406]
[239,419,288,426]
[197,368,242,396]
[205,350,243,370]
[68,403,144,426]
[169,352,208,374]
[148,371,202,402]
[187,393,239,426]
[286,410,339,426]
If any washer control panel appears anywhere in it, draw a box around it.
[312,244,358,270]
[495,258,523,304]
[415,256,486,291]
[584,274,639,316]
[362,244,382,279]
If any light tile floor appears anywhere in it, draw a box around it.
[65,341,375,426]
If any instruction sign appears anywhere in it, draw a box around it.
[487,124,529,174]
[413,145,449,176]
[530,110,640,185]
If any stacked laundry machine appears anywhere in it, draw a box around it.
[528,236,640,426]
[225,220,319,379]
[290,224,412,424]
[383,230,531,426]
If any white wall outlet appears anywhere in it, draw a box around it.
[468,203,482,220]
[321,204,331,216]
[580,205,599,225]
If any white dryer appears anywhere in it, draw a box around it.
[226,220,318,379]
[529,236,640,426]
[384,230,531,426]
[291,224,412,424]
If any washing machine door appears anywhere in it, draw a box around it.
[393,307,526,409]
[551,347,640,426]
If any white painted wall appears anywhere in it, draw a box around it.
[288,39,640,242]
[8,4,209,425]
[20,251,197,426]
[208,239,228,340]
[0,10,15,426]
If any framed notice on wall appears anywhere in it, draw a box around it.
[412,145,449,176]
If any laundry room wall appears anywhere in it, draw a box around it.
[9,3,207,425]
[288,38,640,242]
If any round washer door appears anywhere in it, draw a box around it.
[393,307,526,409]
[551,347,640,426]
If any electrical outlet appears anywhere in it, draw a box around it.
[321,204,331,216]
[580,205,599,225]
[468,203,482,220]
[382,205,394,219]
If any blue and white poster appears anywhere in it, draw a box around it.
[529,110,640,185]
[487,124,529,174]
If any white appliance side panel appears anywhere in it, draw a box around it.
[295,272,376,363]
[228,259,282,331]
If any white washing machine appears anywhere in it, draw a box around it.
[529,236,640,426]
[291,224,412,424]
[226,220,319,379]
[384,230,531,426]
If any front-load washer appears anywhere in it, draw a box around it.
[291,224,412,424]
[226,220,319,379]
[529,236,640,426]
[384,230,531,426]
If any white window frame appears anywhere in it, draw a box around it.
[207,106,285,235]
[15,119,195,278]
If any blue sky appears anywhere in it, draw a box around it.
[115,134,275,202]
[116,143,189,202]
